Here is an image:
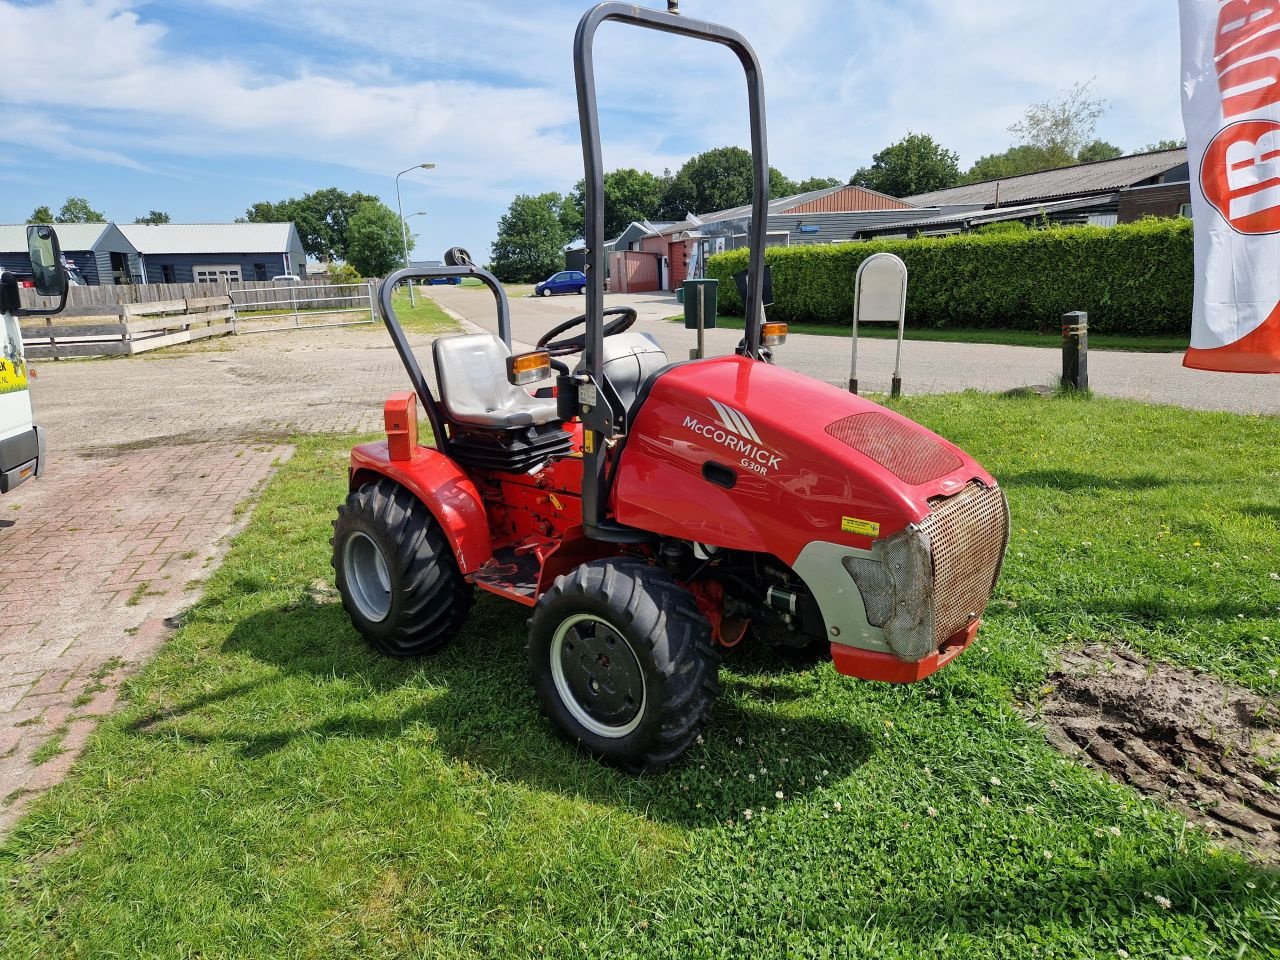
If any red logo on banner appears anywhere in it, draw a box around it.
[1202,120,1280,234]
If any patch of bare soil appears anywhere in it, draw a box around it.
[1033,645,1280,860]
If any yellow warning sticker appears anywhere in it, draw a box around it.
[841,516,880,537]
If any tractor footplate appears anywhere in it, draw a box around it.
[470,547,540,606]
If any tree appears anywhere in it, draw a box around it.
[328,261,362,284]
[28,205,53,224]
[564,167,670,241]
[134,210,171,224]
[243,188,381,262]
[792,176,842,193]
[55,196,106,223]
[964,144,1075,183]
[1142,138,1187,152]
[658,147,794,219]
[491,193,567,282]
[1009,81,1107,158]
[1076,140,1124,163]
[849,132,961,197]
[344,201,405,277]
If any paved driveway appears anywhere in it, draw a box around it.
[429,286,1280,415]
[0,324,436,832]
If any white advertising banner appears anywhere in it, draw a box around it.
[1180,0,1280,372]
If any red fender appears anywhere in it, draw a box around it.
[348,393,491,574]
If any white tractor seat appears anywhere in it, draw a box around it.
[433,334,559,429]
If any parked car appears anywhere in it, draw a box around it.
[535,270,586,297]
[421,261,461,285]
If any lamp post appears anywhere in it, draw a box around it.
[395,162,435,306]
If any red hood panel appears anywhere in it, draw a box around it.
[612,356,996,565]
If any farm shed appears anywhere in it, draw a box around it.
[120,223,306,284]
[0,223,141,285]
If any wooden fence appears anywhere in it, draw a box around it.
[18,277,369,313]
[19,296,235,359]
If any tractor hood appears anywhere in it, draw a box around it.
[612,355,997,566]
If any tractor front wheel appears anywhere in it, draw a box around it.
[332,479,472,657]
[528,559,719,772]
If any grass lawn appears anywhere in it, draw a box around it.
[1,393,1278,958]
[669,314,1191,353]
[388,287,462,336]
[460,277,535,298]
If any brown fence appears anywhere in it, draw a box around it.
[18,277,370,313]
[19,296,235,359]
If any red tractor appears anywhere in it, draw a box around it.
[332,2,1010,771]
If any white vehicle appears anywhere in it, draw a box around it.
[1,226,69,493]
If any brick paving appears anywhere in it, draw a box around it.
[0,322,450,835]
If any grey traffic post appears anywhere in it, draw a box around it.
[849,252,908,397]
[1062,310,1088,391]
[683,278,718,360]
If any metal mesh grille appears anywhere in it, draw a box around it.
[918,482,1010,644]
[825,412,964,485]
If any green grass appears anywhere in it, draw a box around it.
[388,288,463,335]
[460,277,535,298]
[1,396,1278,958]
[668,315,1191,352]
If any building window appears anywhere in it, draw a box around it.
[1179,202,1193,219]
[254,263,268,281]
[193,265,242,284]
[161,264,176,283]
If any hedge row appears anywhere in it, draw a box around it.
[705,218,1193,336]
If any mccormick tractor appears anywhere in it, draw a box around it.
[332,2,1010,771]
[1,226,69,494]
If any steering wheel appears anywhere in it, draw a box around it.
[536,306,637,357]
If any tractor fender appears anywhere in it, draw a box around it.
[349,441,492,575]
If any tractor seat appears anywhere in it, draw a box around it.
[433,334,559,429]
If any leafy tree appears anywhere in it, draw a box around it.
[1076,140,1124,163]
[1009,81,1107,158]
[491,193,567,282]
[1142,138,1187,152]
[849,132,961,197]
[134,210,171,224]
[328,261,363,284]
[658,147,793,219]
[55,196,106,223]
[792,176,842,193]
[564,168,670,241]
[28,205,53,224]
[963,144,1077,183]
[344,201,405,277]
[243,188,381,262]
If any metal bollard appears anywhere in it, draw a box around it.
[1061,311,1088,391]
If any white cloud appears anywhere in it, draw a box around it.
[0,0,1185,257]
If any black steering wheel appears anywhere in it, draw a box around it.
[536,306,637,357]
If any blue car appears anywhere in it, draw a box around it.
[535,270,587,297]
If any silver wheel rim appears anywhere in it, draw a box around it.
[343,531,392,622]
[550,613,647,739]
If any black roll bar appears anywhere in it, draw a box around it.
[378,264,513,454]
[574,1,770,538]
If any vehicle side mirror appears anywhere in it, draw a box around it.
[26,225,69,304]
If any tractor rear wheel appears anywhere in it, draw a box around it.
[332,479,472,657]
[528,559,719,772]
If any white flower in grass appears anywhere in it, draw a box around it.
[823,812,830,819]
[748,773,756,782]
[695,735,704,745]
[1094,828,1105,838]
[775,790,785,800]
[1117,950,1129,959]
[1270,572,1279,581]
[743,809,753,820]
[822,769,830,777]
[979,795,991,806]
[927,806,938,818]
[1268,669,1278,679]
[833,801,843,813]
[1042,850,1053,860]
[1109,826,1122,837]
[1154,895,1172,909]
[990,776,1002,787]
[735,737,744,746]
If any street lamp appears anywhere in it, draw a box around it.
[395,162,435,306]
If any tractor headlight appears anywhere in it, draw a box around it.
[842,525,936,662]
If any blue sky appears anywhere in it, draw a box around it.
[0,0,1185,264]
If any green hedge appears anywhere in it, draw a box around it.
[705,218,1193,336]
